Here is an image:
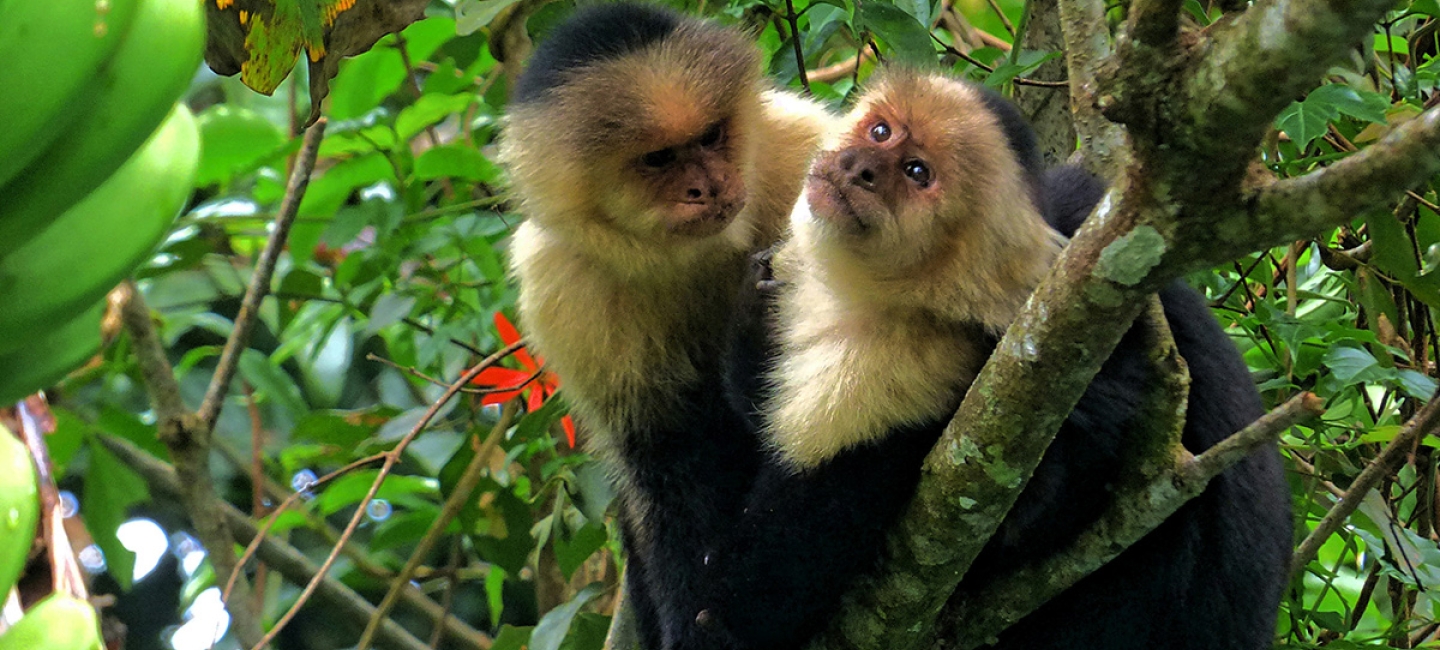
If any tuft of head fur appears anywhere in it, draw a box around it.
[765,69,1065,468]
[500,4,834,449]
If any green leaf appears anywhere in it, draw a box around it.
[401,16,458,62]
[414,145,501,182]
[366,294,417,336]
[470,480,536,574]
[1396,369,1438,400]
[195,106,287,187]
[1274,100,1335,150]
[239,349,310,418]
[315,471,438,516]
[857,3,936,65]
[1307,84,1389,124]
[490,623,531,650]
[292,408,391,445]
[457,0,523,35]
[279,268,326,298]
[486,567,509,628]
[84,439,148,590]
[298,152,397,218]
[531,583,604,650]
[1413,0,1440,17]
[1366,211,1440,308]
[554,522,608,580]
[560,613,611,650]
[370,508,444,552]
[94,406,168,460]
[46,409,88,473]
[1322,347,1383,385]
[329,45,407,121]
[396,93,478,143]
[986,50,1061,88]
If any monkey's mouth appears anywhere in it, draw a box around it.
[668,198,745,237]
[806,173,876,235]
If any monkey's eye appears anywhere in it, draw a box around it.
[699,123,725,149]
[903,159,932,186]
[869,121,891,143]
[641,148,677,169]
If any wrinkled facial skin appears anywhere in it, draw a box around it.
[806,116,937,237]
[631,119,747,237]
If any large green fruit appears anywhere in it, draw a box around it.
[0,424,38,599]
[0,594,102,650]
[0,0,141,187]
[0,103,198,356]
[0,301,103,405]
[0,0,205,256]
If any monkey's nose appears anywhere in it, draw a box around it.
[848,165,877,192]
[835,149,878,191]
[685,183,718,201]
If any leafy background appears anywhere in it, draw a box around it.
[24,0,1440,648]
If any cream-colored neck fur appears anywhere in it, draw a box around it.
[505,90,834,455]
[765,196,1063,468]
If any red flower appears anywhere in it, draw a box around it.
[471,312,576,447]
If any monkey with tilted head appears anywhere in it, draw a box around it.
[499,4,834,649]
[693,69,1290,650]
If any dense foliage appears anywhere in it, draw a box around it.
[11,0,1440,648]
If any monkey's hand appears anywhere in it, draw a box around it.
[751,245,786,295]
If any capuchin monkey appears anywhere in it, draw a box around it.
[499,4,833,649]
[694,69,1290,650]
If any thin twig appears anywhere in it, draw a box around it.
[197,119,328,433]
[1290,390,1440,577]
[249,340,525,650]
[223,453,387,602]
[807,51,871,84]
[784,0,810,94]
[94,434,463,650]
[356,402,519,650]
[985,0,1017,35]
[934,37,1069,87]
[14,401,86,599]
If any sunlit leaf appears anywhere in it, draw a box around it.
[857,3,936,65]
[530,583,604,650]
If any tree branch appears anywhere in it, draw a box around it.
[812,198,1157,650]
[197,119,327,432]
[1013,0,1079,166]
[1055,0,1127,175]
[812,0,1425,644]
[356,402,518,650]
[1290,390,1440,577]
[1243,108,1440,261]
[92,434,471,650]
[1180,0,1398,171]
[252,342,523,649]
[941,392,1321,648]
[117,283,265,648]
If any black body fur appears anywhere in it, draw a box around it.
[697,105,1291,649]
[508,6,767,649]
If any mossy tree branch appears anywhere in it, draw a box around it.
[810,0,1440,646]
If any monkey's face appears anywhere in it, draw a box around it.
[801,72,1016,273]
[606,117,748,239]
[503,22,763,245]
